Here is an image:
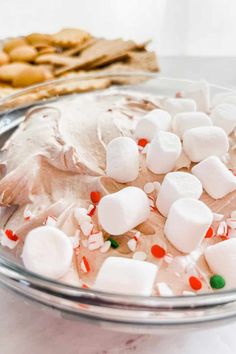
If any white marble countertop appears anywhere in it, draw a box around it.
[1,56,236,354]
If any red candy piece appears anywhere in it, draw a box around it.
[82,256,91,273]
[151,244,166,258]
[90,191,101,204]
[205,226,214,238]
[5,229,19,242]
[137,138,148,148]
[88,205,96,217]
[189,276,202,291]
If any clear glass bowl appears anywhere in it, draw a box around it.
[0,73,236,334]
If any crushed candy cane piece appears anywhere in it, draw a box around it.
[74,208,91,225]
[100,240,111,253]
[216,221,228,236]
[155,282,173,296]
[87,204,96,217]
[81,256,90,273]
[132,251,147,261]
[205,226,214,238]
[90,191,101,204]
[213,213,224,222]
[226,218,236,229]
[144,182,155,194]
[88,232,104,251]
[80,221,93,236]
[45,216,57,227]
[153,181,161,192]
[127,238,137,252]
[1,230,19,249]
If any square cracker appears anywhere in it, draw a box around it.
[54,38,138,76]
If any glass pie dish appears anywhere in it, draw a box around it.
[0,73,236,334]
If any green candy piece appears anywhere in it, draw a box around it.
[108,237,119,249]
[210,275,225,289]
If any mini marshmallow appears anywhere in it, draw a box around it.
[134,109,171,141]
[164,198,213,253]
[156,171,202,217]
[106,137,139,183]
[210,103,236,135]
[94,257,157,295]
[192,156,236,199]
[183,126,229,162]
[146,131,182,174]
[205,239,236,288]
[172,112,212,139]
[163,98,197,117]
[181,80,210,112]
[22,226,73,279]
[98,186,150,235]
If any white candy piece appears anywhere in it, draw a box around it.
[172,112,212,139]
[163,98,196,117]
[156,171,202,217]
[22,226,73,279]
[183,126,229,162]
[146,131,182,174]
[94,257,157,295]
[192,156,236,199]
[134,109,171,141]
[106,137,139,183]
[210,103,236,135]
[181,80,210,112]
[98,186,150,235]
[205,239,236,288]
[164,198,213,253]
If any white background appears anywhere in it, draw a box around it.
[1,0,236,56]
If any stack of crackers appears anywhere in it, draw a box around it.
[0,28,159,104]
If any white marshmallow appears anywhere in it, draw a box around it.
[164,198,213,253]
[172,112,212,139]
[146,131,182,174]
[205,239,236,288]
[183,126,229,162]
[98,186,150,235]
[192,156,236,199]
[94,257,157,295]
[22,226,73,279]
[181,80,210,112]
[163,98,197,117]
[156,172,202,217]
[106,137,139,183]
[210,103,236,135]
[134,109,171,141]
